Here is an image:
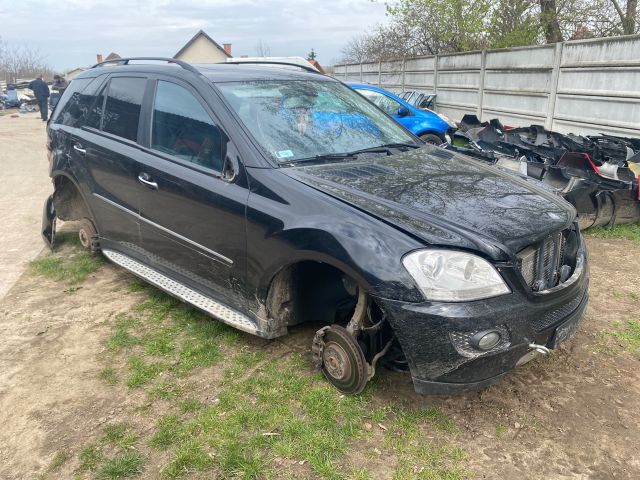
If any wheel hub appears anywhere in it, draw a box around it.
[323,342,352,381]
[312,325,368,394]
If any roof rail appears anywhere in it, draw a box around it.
[90,57,200,75]
[224,60,321,74]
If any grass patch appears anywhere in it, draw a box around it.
[48,450,70,471]
[587,223,640,244]
[612,289,639,301]
[96,451,144,480]
[162,441,213,479]
[30,233,103,285]
[100,367,119,385]
[103,423,137,451]
[79,445,104,471]
[126,356,168,388]
[97,281,466,479]
[607,320,640,354]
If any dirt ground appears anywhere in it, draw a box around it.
[0,111,52,297]
[0,232,638,479]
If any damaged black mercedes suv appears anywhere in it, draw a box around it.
[43,58,589,395]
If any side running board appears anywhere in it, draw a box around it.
[102,249,261,337]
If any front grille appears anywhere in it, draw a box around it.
[517,229,574,291]
[531,289,586,332]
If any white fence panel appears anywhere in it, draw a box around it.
[332,34,640,138]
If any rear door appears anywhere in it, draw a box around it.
[78,75,150,249]
[135,78,250,308]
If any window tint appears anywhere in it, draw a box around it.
[102,77,146,141]
[51,78,93,126]
[359,90,402,116]
[86,83,106,130]
[152,81,223,171]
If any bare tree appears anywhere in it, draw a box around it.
[255,39,271,57]
[0,39,52,83]
[609,0,638,34]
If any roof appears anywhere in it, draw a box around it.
[79,62,333,84]
[105,52,121,61]
[174,30,231,59]
[198,64,331,82]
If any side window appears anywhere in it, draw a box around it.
[51,78,92,126]
[359,90,401,116]
[151,81,224,171]
[102,77,147,142]
[85,83,106,130]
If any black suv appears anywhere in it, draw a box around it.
[43,58,589,395]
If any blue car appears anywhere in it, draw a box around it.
[348,82,455,145]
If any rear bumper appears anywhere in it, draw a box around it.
[376,246,589,395]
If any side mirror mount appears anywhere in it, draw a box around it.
[397,106,410,117]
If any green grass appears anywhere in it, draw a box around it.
[608,320,640,354]
[100,367,119,385]
[103,423,137,450]
[96,452,144,480]
[612,289,639,301]
[94,281,467,479]
[30,232,103,286]
[79,445,104,471]
[587,223,640,244]
[47,451,70,471]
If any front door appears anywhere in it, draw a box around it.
[136,79,249,309]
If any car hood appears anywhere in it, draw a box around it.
[282,146,576,259]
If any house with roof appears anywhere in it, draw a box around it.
[174,30,232,64]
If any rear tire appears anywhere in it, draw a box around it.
[419,133,443,145]
[78,218,99,255]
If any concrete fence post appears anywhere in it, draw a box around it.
[546,42,564,130]
[401,57,406,91]
[433,55,439,110]
[378,61,382,86]
[478,49,487,120]
[360,62,363,82]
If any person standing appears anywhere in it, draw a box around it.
[29,74,50,121]
[52,75,68,94]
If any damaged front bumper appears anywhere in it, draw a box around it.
[377,245,589,395]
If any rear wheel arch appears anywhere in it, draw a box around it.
[52,173,95,223]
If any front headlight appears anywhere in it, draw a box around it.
[402,249,511,302]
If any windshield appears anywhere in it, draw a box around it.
[217,80,417,163]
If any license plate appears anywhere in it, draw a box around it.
[550,313,583,349]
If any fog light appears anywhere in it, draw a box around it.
[470,330,501,351]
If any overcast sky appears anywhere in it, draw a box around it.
[0,0,388,72]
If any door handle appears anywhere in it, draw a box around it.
[73,144,86,155]
[138,173,158,190]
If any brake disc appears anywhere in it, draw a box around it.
[312,325,368,394]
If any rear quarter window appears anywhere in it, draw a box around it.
[51,78,94,126]
[102,77,147,142]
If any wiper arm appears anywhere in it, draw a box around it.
[342,143,421,156]
[283,143,421,165]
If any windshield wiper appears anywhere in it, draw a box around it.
[283,143,421,165]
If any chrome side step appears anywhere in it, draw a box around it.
[102,249,260,336]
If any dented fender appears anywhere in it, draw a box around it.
[42,194,56,249]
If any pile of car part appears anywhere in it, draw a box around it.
[445,115,640,229]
